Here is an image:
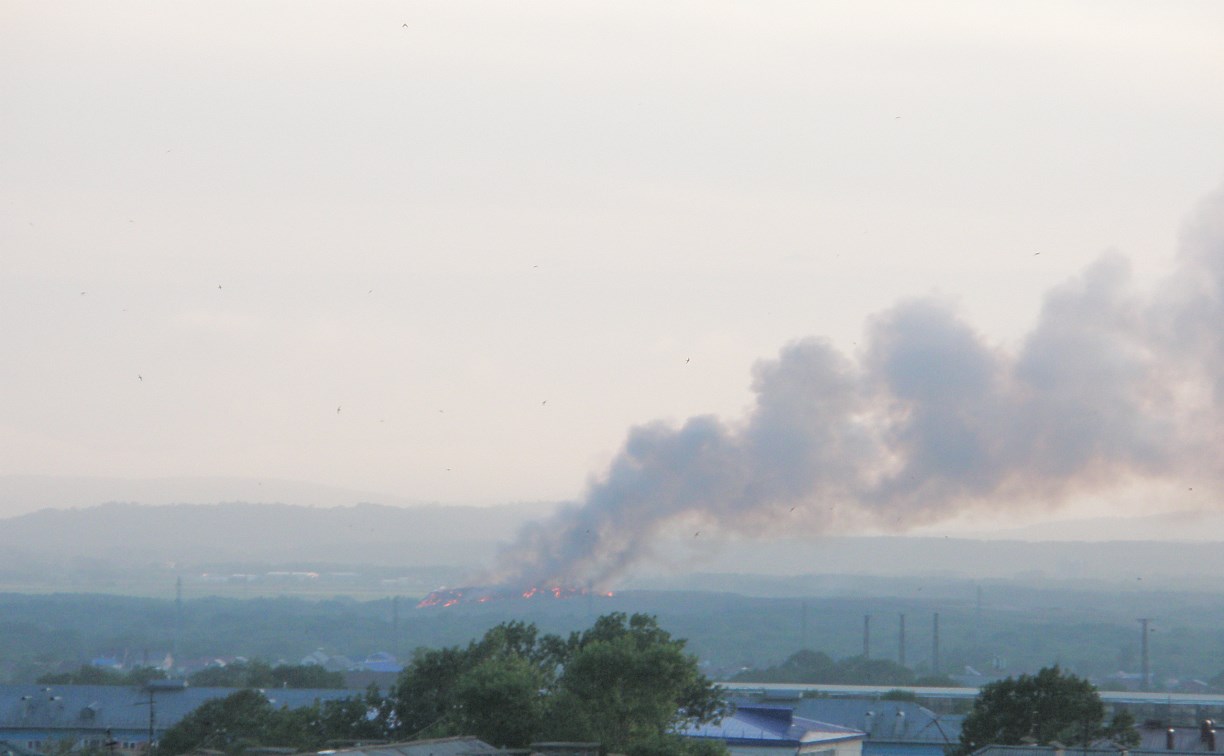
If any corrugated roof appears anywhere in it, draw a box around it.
[0,684,357,734]
[683,705,864,747]
[781,698,963,744]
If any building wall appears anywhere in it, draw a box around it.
[799,739,862,756]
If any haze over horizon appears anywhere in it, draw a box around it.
[5,3,1224,574]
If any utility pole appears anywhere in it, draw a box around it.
[1138,618,1152,691]
[147,688,156,755]
[899,613,906,667]
[173,576,182,666]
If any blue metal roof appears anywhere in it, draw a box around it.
[783,698,963,744]
[683,705,864,747]
[0,684,357,739]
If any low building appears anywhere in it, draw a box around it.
[682,704,865,756]
[0,683,356,755]
[790,698,962,756]
[723,694,962,756]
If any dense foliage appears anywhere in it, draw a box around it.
[158,685,393,755]
[157,614,726,756]
[6,587,1224,689]
[732,649,955,686]
[395,613,726,752]
[956,666,1139,756]
[187,660,345,689]
[37,665,167,686]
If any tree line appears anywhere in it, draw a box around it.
[732,648,957,686]
[37,659,345,689]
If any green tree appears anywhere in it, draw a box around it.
[37,665,167,686]
[188,660,344,689]
[392,645,472,739]
[545,613,725,752]
[956,666,1138,755]
[390,614,724,752]
[159,689,275,755]
[392,620,561,741]
[254,687,390,752]
[733,650,935,686]
[454,655,549,747]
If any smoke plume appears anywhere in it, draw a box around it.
[484,185,1224,590]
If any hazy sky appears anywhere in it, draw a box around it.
[4,2,1223,526]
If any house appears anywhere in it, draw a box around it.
[722,693,962,756]
[682,704,865,756]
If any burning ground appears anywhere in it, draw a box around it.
[416,584,613,608]
[453,184,1224,598]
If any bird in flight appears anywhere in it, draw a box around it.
[336,405,342,414]
[138,375,143,382]
[402,23,408,27]
[685,357,690,365]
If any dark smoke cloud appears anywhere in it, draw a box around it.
[483,185,1224,590]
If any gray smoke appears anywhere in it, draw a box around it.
[483,185,1224,590]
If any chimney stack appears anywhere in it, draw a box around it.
[932,612,940,674]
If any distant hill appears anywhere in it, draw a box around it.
[0,475,434,516]
[2,498,1224,595]
[0,500,555,569]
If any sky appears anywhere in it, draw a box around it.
[3,2,1224,540]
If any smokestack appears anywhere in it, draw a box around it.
[899,613,906,667]
[392,595,400,660]
[932,612,940,675]
[1139,618,1152,692]
[864,614,871,659]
